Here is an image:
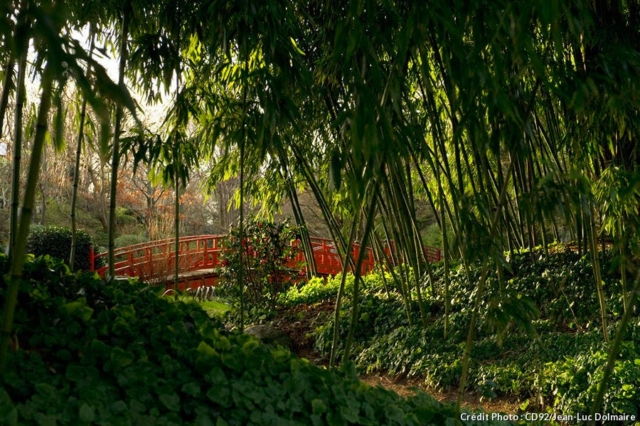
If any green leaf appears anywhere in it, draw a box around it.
[207,386,230,407]
[289,37,305,55]
[159,393,180,412]
[0,389,17,426]
[197,341,219,358]
[182,382,201,397]
[109,347,135,368]
[90,339,111,358]
[79,403,95,423]
[111,401,128,414]
[215,417,229,426]
[195,413,215,426]
[66,365,88,382]
[311,398,327,414]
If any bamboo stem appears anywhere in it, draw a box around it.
[0,65,54,375]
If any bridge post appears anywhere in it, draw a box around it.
[127,251,134,276]
[89,244,95,271]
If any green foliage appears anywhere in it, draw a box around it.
[26,226,100,271]
[0,253,503,425]
[41,200,110,247]
[281,271,394,307]
[198,299,232,320]
[115,207,139,227]
[541,343,640,415]
[217,220,305,316]
[114,234,148,248]
[307,245,640,415]
[281,274,355,306]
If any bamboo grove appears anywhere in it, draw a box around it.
[1,0,640,418]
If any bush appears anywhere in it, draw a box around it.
[0,253,504,425]
[26,226,100,271]
[280,271,396,307]
[281,274,354,306]
[216,220,305,315]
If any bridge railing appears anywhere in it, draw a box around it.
[301,238,442,276]
[91,234,442,282]
[298,238,376,276]
[93,235,225,282]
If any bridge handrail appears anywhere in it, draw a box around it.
[96,234,224,257]
[92,235,225,277]
[91,234,441,280]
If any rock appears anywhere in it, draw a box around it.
[244,324,292,349]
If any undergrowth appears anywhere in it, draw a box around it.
[282,245,640,418]
[0,254,508,425]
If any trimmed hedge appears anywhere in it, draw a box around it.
[26,226,98,271]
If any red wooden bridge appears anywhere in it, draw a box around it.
[89,235,441,289]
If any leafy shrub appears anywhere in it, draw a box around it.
[540,348,640,416]
[26,226,101,271]
[281,271,396,307]
[216,220,304,314]
[281,274,354,306]
[0,253,505,425]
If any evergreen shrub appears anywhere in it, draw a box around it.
[26,226,99,271]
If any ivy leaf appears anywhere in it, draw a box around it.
[79,403,95,423]
[159,393,180,412]
[0,389,17,426]
[311,398,327,414]
[197,341,219,358]
[109,347,135,368]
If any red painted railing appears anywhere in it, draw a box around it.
[91,235,441,282]
[93,235,225,283]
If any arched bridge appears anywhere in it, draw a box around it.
[89,235,441,288]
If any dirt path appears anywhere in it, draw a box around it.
[271,302,526,415]
[358,373,524,414]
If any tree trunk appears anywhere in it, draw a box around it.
[40,148,46,225]
[70,30,94,270]
[107,6,130,279]
[174,146,181,292]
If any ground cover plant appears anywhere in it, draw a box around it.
[286,245,640,418]
[0,253,515,425]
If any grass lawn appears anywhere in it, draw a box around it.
[198,298,232,318]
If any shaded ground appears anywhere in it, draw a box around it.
[359,374,523,415]
[271,302,333,365]
[271,301,524,415]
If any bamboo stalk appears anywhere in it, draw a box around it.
[70,29,95,270]
[0,65,54,375]
[8,51,27,261]
[341,181,380,364]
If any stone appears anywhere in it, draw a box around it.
[244,324,292,349]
